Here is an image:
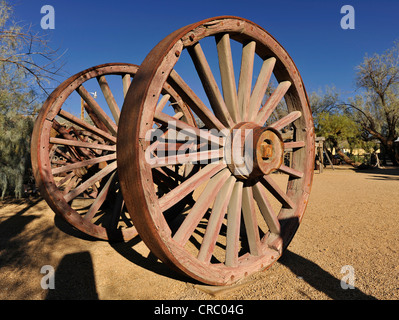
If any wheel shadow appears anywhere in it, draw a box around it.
[53,214,101,242]
[278,250,377,300]
[109,237,197,284]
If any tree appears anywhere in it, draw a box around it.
[0,61,38,198]
[0,1,64,199]
[316,110,362,166]
[310,88,364,166]
[344,42,399,165]
[0,110,35,199]
[309,86,340,121]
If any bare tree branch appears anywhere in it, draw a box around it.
[0,2,66,95]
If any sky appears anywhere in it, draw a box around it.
[10,0,399,103]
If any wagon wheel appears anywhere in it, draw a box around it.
[31,63,196,241]
[118,17,315,285]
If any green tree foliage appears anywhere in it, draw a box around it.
[0,110,35,199]
[316,110,364,166]
[310,89,359,144]
[0,1,63,198]
[309,88,363,166]
[316,112,360,149]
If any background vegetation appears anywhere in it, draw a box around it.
[311,43,399,167]
[0,0,63,199]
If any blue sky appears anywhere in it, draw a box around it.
[11,0,399,100]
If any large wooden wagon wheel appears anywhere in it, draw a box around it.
[118,17,315,285]
[31,63,196,241]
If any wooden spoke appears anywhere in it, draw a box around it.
[278,164,304,179]
[77,85,118,136]
[51,121,94,160]
[156,94,171,113]
[49,138,116,152]
[154,111,224,146]
[168,70,226,131]
[159,163,226,212]
[52,159,68,166]
[52,153,116,175]
[242,185,262,256]
[84,172,116,222]
[247,57,276,122]
[97,75,121,124]
[52,147,78,166]
[256,81,292,126]
[147,111,193,157]
[238,41,256,121]
[284,141,306,150]
[122,74,131,98]
[173,168,231,245]
[77,131,106,144]
[82,101,110,134]
[216,33,240,123]
[62,175,80,195]
[260,175,295,209]
[269,111,302,131]
[64,161,117,203]
[188,42,234,128]
[225,181,243,267]
[151,141,185,153]
[157,166,185,183]
[56,172,74,188]
[197,176,236,263]
[147,130,177,155]
[150,148,223,168]
[174,111,184,119]
[53,146,75,163]
[252,182,280,235]
[58,110,116,144]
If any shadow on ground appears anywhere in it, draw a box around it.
[278,250,376,300]
[110,237,195,284]
[45,251,99,300]
[0,196,379,300]
[354,166,399,181]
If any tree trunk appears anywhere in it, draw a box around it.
[384,139,399,166]
[331,138,361,168]
[335,147,361,167]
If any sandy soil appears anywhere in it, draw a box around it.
[0,165,398,300]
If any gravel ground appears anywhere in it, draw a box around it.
[0,165,398,300]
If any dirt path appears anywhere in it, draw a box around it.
[0,165,398,300]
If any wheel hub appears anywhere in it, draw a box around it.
[225,122,284,180]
